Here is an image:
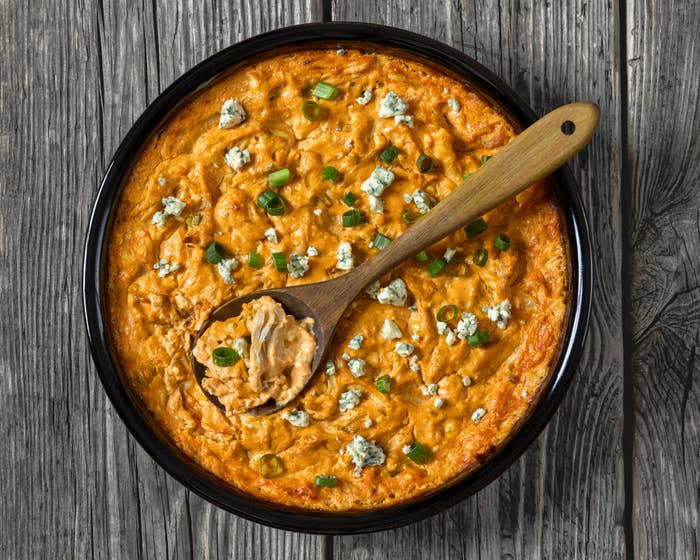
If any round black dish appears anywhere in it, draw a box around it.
[83,22,593,534]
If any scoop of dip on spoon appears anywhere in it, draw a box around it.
[192,102,599,416]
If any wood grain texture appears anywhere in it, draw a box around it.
[0,1,325,558]
[331,1,626,558]
[626,0,700,557]
[3,0,698,558]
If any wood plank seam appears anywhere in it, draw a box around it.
[617,0,635,558]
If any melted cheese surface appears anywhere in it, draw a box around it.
[107,48,568,510]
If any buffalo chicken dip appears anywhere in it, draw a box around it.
[106,48,569,510]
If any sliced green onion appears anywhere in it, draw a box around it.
[373,233,392,250]
[462,172,472,181]
[427,258,447,277]
[205,241,225,264]
[464,218,487,238]
[312,81,340,100]
[268,168,291,188]
[376,375,392,394]
[342,192,357,207]
[257,189,286,216]
[380,145,399,163]
[342,208,361,227]
[247,251,263,269]
[480,155,491,165]
[302,100,321,120]
[272,252,287,272]
[414,250,430,263]
[416,154,434,173]
[322,166,340,182]
[405,442,431,465]
[402,210,421,224]
[212,346,240,367]
[495,233,511,251]
[445,259,468,277]
[437,304,459,322]
[472,248,488,267]
[314,475,337,488]
[468,330,490,347]
[259,454,281,478]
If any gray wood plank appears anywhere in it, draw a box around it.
[625,1,700,558]
[330,1,625,558]
[0,0,324,558]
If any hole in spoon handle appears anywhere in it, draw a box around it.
[561,120,576,135]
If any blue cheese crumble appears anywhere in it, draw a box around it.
[483,300,512,329]
[347,358,366,377]
[472,407,487,422]
[264,227,278,243]
[341,352,351,361]
[356,89,373,105]
[336,242,354,270]
[378,91,409,117]
[447,98,461,113]
[233,337,249,359]
[157,177,166,186]
[364,280,381,299]
[306,246,319,257]
[394,342,414,357]
[282,409,310,427]
[456,312,478,339]
[409,355,421,372]
[361,166,395,197]
[376,278,407,307]
[394,114,414,128]
[348,334,364,350]
[152,196,186,226]
[217,257,239,284]
[219,98,246,129]
[462,376,472,387]
[434,397,445,408]
[368,194,384,213]
[378,91,413,126]
[345,435,386,476]
[338,389,362,412]
[412,189,436,214]
[224,146,250,171]
[153,259,180,277]
[288,253,309,279]
[325,360,337,375]
[380,318,402,340]
[364,418,373,428]
[443,247,457,262]
[422,383,439,396]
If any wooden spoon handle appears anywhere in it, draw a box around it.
[350,102,600,287]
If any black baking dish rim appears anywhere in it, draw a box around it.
[82,22,593,535]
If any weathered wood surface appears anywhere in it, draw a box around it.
[626,0,700,558]
[0,0,697,558]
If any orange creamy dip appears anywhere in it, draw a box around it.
[106,48,568,510]
[193,296,316,413]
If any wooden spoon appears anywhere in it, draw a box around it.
[192,102,599,416]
